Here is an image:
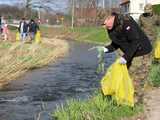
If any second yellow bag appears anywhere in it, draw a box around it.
[101,59,134,107]
[154,41,160,59]
[16,32,20,41]
[35,31,41,44]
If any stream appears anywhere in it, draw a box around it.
[0,41,115,120]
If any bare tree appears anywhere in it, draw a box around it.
[74,0,99,8]
[0,4,38,19]
[21,0,60,18]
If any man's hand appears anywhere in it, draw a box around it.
[102,47,108,53]
[119,57,127,64]
[88,46,108,53]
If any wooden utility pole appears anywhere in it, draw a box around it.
[109,0,112,13]
[24,0,31,17]
[102,0,105,9]
[38,7,41,19]
[71,0,75,29]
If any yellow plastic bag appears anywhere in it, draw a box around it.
[16,32,20,41]
[101,59,134,107]
[154,41,160,59]
[35,31,41,44]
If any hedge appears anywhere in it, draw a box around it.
[153,4,160,15]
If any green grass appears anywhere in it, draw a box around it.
[0,42,12,49]
[149,63,160,87]
[39,25,65,38]
[153,4,160,15]
[68,27,110,44]
[39,25,110,44]
[53,92,143,120]
[149,29,160,87]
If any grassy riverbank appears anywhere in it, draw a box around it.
[53,92,143,120]
[0,39,69,88]
[67,27,109,44]
[40,26,110,44]
[149,62,160,87]
[149,28,160,87]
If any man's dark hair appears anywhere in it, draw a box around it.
[31,19,35,22]
[111,12,118,16]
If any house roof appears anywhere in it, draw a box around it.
[120,0,130,5]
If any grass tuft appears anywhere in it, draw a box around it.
[149,63,160,87]
[68,27,110,44]
[0,39,68,87]
[53,92,143,120]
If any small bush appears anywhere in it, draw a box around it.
[149,64,160,87]
[153,4,160,15]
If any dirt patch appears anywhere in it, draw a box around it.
[144,88,160,120]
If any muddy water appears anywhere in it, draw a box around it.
[0,42,115,120]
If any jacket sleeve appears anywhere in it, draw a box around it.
[36,23,40,30]
[122,42,139,63]
[105,41,119,53]
[122,18,140,62]
[105,30,120,53]
[18,22,21,32]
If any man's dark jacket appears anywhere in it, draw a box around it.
[28,22,39,34]
[18,21,28,33]
[105,14,152,65]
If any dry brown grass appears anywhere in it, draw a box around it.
[0,38,69,88]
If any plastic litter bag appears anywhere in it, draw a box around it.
[16,32,20,41]
[96,47,105,73]
[154,40,160,59]
[101,59,134,107]
[35,31,41,44]
[88,46,105,73]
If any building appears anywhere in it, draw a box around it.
[147,0,160,5]
[120,0,147,21]
[120,0,160,21]
[74,0,97,26]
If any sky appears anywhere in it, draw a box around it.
[0,0,69,12]
[0,0,121,12]
[0,0,18,4]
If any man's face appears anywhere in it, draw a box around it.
[103,16,115,30]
